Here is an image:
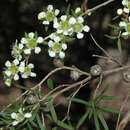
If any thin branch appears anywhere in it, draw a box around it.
[81,0,115,17]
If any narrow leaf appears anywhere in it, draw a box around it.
[98,106,123,114]
[105,34,117,40]
[98,112,109,130]
[36,114,46,130]
[76,110,90,129]
[47,78,54,90]
[27,123,33,130]
[48,100,58,122]
[93,110,100,130]
[117,38,122,54]
[66,4,71,16]
[67,97,91,107]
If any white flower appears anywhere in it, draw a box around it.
[83,25,90,32]
[28,63,34,69]
[34,47,41,54]
[123,7,129,13]
[24,49,31,54]
[61,15,67,21]
[42,20,49,25]
[54,36,61,42]
[48,50,56,57]
[122,32,128,35]
[5,61,11,67]
[18,44,24,50]
[119,21,127,27]
[5,70,11,77]
[12,121,19,126]
[5,79,11,86]
[55,9,60,16]
[11,113,18,119]
[75,7,81,14]
[24,113,32,118]
[69,17,76,25]
[38,12,46,20]
[30,72,36,77]
[14,74,19,80]
[21,38,28,44]
[77,16,84,23]
[13,59,19,66]
[59,51,65,59]
[36,37,43,43]
[57,29,63,34]
[77,32,84,39]
[47,5,53,12]
[117,8,123,15]
[62,43,67,50]
[48,40,54,47]
[28,32,34,39]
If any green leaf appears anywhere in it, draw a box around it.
[98,106,123,114]
[117,38,122,54]
[48,100,58,122]
[66,4,71,16]
[45,26,49,32]
[30,120,38,128]
[15,84,31,91]
[67,97,91,107]
[97,112,109,130]
[47,78,54,90]
[105,34,117,40]
[65,37,75,42]
[56,120,74,130]
[42,41,48,45]
[27,123,33,130]
[93,110,100,130]
[108,24,120,30]
[76,110,90,129]
[36,114,46,130]
[88,109,93,119]
[112,15,119,21]
[100,84,109,95]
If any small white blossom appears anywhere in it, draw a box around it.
[24,113,32,118]
[24,49,31,55]
[13,59,19,66]
[38,12,46,20]
[30,72,36,77]
[77,16,84,23]
[61,15,67,21]
[62,43,67,50]
[83,25,90,32]
[42,20,50,25]
[5,61,11,67]
[34,47,41,54]
[5,70,11,77]
[59,51,65,59]
[5,79,11,86]
[77,32,84,39]
[14,74,19,81]
[36,37,43,43]
[12,121,19,126]
[117,8,123,15]
[122,31,128,35]
[69,17,76,25]
[18,44,24,50]
[123,7,129,13]
[21,38,28,44]
[48,50,56,57]
[47,5,53,12]
[55,9,60,16]
[28,63,34,69]
[28,32,34,39]
[119,21,127,27]
[75,7,81,14]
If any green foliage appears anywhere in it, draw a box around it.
[67,84,122,130]
[47,78,54,89]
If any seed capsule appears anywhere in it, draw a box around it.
[90,65,102,76]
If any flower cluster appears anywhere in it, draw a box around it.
[38,5,60,25]
[38,6,90,59]
[11,108,32,126]
[3,32,43,86]
[117,0,130,37]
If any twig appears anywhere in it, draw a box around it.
[81,0,115,17]
[90,34,123,66]
[116,90,130,130]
